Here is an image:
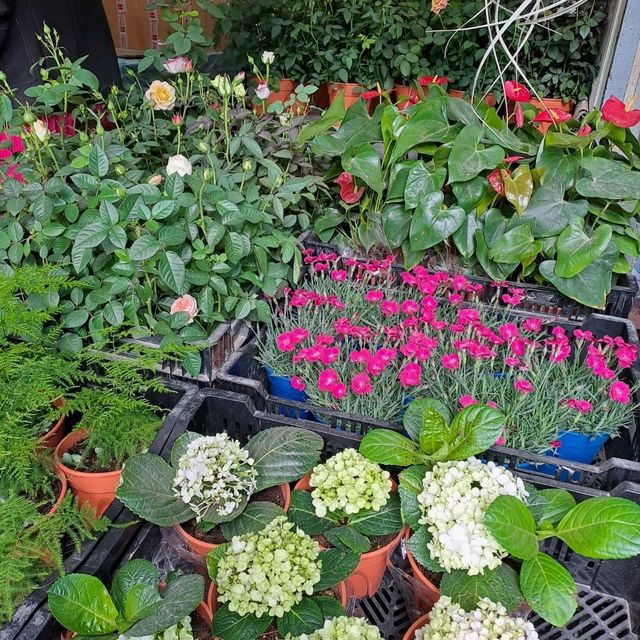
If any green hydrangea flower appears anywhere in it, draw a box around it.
[292,616,383,639]
[310,449,391,518]
[216,516,321,618]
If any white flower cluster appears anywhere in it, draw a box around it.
[292,616,383,640]
[216,516,321,618]
[310,449,391,518]
[417,458,528,574]
[122,615,194,640]
[414,597,538,640]
[172,434,257,521]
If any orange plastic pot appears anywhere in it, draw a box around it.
[404,530,441,609]
[327,82,364,109]
[38,397,66,449]
[175,482,292,558]
[508,96,574,133]
[449,89,497,107]
[295,474,406,598]
[403,613,430,640]
[394,85,421,109]
[49,468,68,515]
[253,78,308,116]
[54,430,121,517]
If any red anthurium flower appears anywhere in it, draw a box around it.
[532,109,572,123]
[578,124,592,137]
[504,155,523,163]
[418,75,449,87]
[601,96,640,128]
[361,89,382,100]
[504,80,531,103]
[487,168,509,196]
[515,103,524,128]
[334,172,365,204]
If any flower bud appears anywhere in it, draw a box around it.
[261,51,275,65]
[196,140,209,153]
[242,160,252,172]
[23,111,36,124]
[148,174,163,186]
[203,168,214,182]
[233,83,246,99]
[33,119,49,142]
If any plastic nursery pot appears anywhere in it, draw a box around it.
[174,482,292,558]
[54,430,121,517]
[449,88,497,107]
[509,96,574,134]
[295,473,406,598]
[394,85,421,109]
[327,82,364,108]
[263,365,312,419]
[207,579,348,618]
[253,78,308,116]
[49,468,68,515]
[404,530,441,606]
[38,397,66,449]
[403,613,430,640]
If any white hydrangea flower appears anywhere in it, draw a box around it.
[310,449,391,518]
[417,458,528,574]
[292,616,383,639]
[414,597,538,640]
[172,434,257,521]
[216,516,321,618]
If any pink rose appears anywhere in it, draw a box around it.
[170,294,198,324]
[514,379,534,394]
[290,376,306,392]
[609,380,631,404]
[163,56,194,74]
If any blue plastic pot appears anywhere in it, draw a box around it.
[263,365,312,420]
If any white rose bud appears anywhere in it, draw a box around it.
[33,119,49,142]
[233,83,246,99]
[261,51,275,65]
[148,174,163,186]
[166,154,193,177]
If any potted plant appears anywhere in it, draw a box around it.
[295,616,384,639]
[48,559,205,638]
[289,448,405,598]
[205,515,358,639]
[117,427,323,557]
[403,596,537,640]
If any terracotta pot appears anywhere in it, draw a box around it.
[253,78,308,116]
[316,83,330,109]
[404,530,441,606]
[295,474,406,598]
[207,579,348,618]
[38,397,66,449]
[326,82,365,109]
[49,468,68,515]
[394,84,421,109]
[54,430,121,517]
[175,482,292,558]
[403,613,430,640]
[449,89,497,107]
[508,96,574,134]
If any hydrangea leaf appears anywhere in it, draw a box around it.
[219,502,285,540]
[110,559,159,613]
[399,465,429,529]
[276,597,324,638]
[311,595,345,621]
[170,431,201,469]
[210,604,271,640]
[406,525,443,573]
[287,489,340,536]
[123,584,163,625]
[403,398,451,444]
[484,496,538,560]
[325,525,371,553]
[535,489,576,526]
[445,404,505,461]
[205,543,230,582]
[246,427,324,491]
[314,549,360,590]
[359,429,423,466]
[349,492,403,536]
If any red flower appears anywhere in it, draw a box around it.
[532,109,572,123]
[601,96,640,129]
[330,383,347,399]
[487,168,508,196]
[550,440,561,449]
[609,381,631,404]
[3,164,25,184]
[566,398,592,414]
[365,289,384,303]
[504,155,523,163]
[399,362,422,387]
[418,76,448,86]
[578,124,592,137]
[291,327,309,342]
[523,318,543,333]
[290,376,306,392]
[515,103,524,128]
[330,269,348,282]
[361,89,382,100]
[504,80,531,103]
[401,299,419,314]
[351,372,373,396]
[276,332,296,352]
[334,172,365,204]
[380,300,400,316]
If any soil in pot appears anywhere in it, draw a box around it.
[181,485,287,545]
[64,441,118,473]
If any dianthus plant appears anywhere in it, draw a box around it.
[292,615,384,640]
[259,252,637,453]
[206,516,359,640]
[117,427,322,539]
[414,596,538,640]
[288,449,403,556]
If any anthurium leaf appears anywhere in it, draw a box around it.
[382,203,411,248]
[445,404,505,460]
[452,214,482,259]
[536,146,579,185]
[522,180,589,237]
[520,553,577,627]
[448,125,505,182]
[246,427,324,491]
[210,603,271,640]
[399,465,429,529]
[489,220,540,264]
[298,93,346,145]
[325,525,371,553]
[404,163,447,209]
[48,574,119,635]
[123,584,162,625]
[311,595,345,620]
[555,217,613,278]
[390,120,453,164]
[220,502,285,539]
[404,398,451,443]
[349,492,403,536]
[503,165,533,213]
[536,489,576,525]
[484,496,538,560]
[126,574,204,636]
[406,525,443,573]
[387,161,416,202]
[576,157,640,200]
[410,191,465,251]
[538,241,618,308]
[359,429,423,466]
[314,549,360,590]
[441,564,523,612]
[205,543,230,582]
[116,454,194,526]
[276,597,324,638]
[475,229,518,280]
[288,489,339,536]
[555,497,640,559]
[111,559,159,613]
[342,142,382,194]
[452,176,488,213]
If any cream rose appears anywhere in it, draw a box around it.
[33,119,49,142]
[166,154,192,176]
[170,294,198,323]
[261,51,275,65]
[145,80,176,110]
[163,56,193,74]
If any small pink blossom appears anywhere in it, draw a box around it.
[459,395,477,408]
[320,347,340,365]
[351,372,373,396]
[401,299,419,314]
[566,398,592,414]
[523,318,543,333]
[609,381,631,404]
[514,379,534,394]
[330,383,347,400]
[170,294,198,324]
[380,300,400,316]
[291,327,310,342]
[350,349,372,364]
[331,269,348,282]
[448,293,463,304]
[487,401,499,410]
[163,56,193,74]
[550,440,562,448]
[495,435,506,445]
[441,353,460,371]
[499,324,520,341]
[367,358,386,377]
[256,82,270,100]
[365,290,384,303]
[290,376,306,391]
[578,124,592,137]
[399,363,422,387]
[276,332,296,352]
[505,356,520,367]
[316,334,335,346]
[318,369,340,392]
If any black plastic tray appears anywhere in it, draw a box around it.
[2,379,199,640]
[301,232,638,320]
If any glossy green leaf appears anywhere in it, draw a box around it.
[536,489,577,525]
[129,235,161,261]
[287,489,338,536]
[452,214,482,259]
[522,180,588,237]
[452,176,488,213]
[314,549,360,590]
[445,404,505,460]
[342,143,382,194]
[391,120,453,164]
[158,251,186,293]
[403,398,451,443]
[398,465,429,529]
[484,496,538,560]
[448,125,505,182]
[404,164,447,209]
[325,525,371,553]
[312,595,345,621]
[382,203,411,248]
[123,584,162,624]
[489,221,540,264]
[276,597,324,638]
[349,492,403,536]
[298,93,346,144]
[89,145,109,178]
[576,157,640,200]
[410,191,465,251]
[111,559,159,613]
[503,165,533,213]
[205,543,230,582]
[359,429,423,466]
[219,502,285,540]
[210,603,271,640]
[555,218,612,278]
[406,525,443,573]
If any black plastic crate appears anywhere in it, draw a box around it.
[129,319,249,384]
[2,379,199,640]
[300,232,638,320]
[214,313,640,494]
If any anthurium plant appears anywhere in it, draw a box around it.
[206,516,358,640]
[304,87,640,308]
[48,559,204,638]
[117,428,323,537]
